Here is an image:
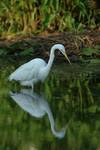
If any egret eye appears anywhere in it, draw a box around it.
[61,49,65,54]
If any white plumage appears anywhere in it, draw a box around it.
[9,59,46,88]
[10,89,67,138]
[9,44,71,89]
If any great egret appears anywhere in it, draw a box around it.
[9,44,71,89]
[10,89,67,138]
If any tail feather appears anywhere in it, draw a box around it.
[9,73,14,81]
[9,75,12,81]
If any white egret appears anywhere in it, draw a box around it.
[9,44,71,89]
[10,89,67,138]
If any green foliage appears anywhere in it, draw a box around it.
[0,48,8,55]
[81,47,100,56]
[80,47,100,64]
[0,0,96,36]
[20,47,34,56]
[0,59,100,149]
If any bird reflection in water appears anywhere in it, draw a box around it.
[10,89,67,139]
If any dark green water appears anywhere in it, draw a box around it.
[0,58,100,150]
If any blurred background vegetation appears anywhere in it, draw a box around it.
[0,0,99,37]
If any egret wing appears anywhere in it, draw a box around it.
[9,58,46,81]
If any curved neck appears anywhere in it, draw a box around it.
[46,47,55,72]
[47,108,58,136]
[46,107,65,138]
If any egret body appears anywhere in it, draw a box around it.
[9,44,70,89]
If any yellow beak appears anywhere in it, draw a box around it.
[64,52,71,64]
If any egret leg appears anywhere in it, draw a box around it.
[31,84,34,91]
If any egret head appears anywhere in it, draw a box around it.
[52,44,71,64]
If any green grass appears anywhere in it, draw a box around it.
[0,0,97,37]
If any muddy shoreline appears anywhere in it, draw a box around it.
[0,31,100,62]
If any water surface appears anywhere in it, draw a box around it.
[0,58,100,150]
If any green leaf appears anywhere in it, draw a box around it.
[95,50,100,55]
[90,59,100,64]
[20,48,33,56]
[0,48,8,55]
[81,48,100,56]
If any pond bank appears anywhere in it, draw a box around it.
[0,31,100,62]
